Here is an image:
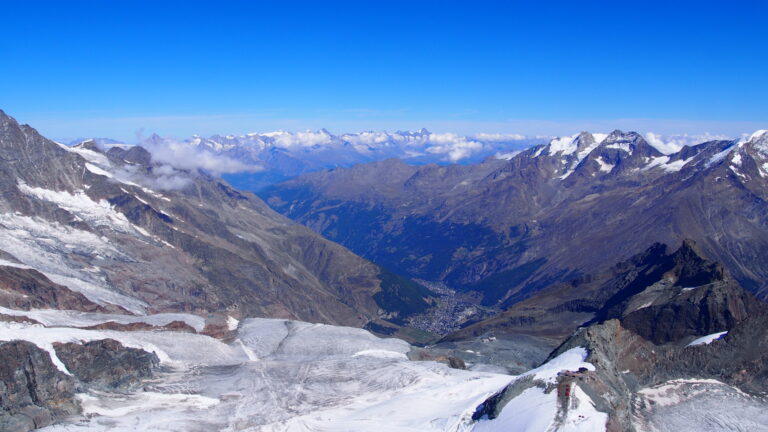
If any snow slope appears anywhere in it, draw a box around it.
[471,348,605,432]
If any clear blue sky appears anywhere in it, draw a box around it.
[1,1,766,141]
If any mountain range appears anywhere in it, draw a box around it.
[86,130,727,193]
[261,129,768,318]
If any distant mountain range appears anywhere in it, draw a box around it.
[132,129,547,191]
[62,130,732,192]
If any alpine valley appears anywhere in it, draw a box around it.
[2,108,768,432]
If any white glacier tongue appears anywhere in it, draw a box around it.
[0,213,148,313]
[30,317,513,432]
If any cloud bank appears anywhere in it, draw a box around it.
[142,138,263,175]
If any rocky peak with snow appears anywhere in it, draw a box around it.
[470,241,768,431]
[740,129,768,170]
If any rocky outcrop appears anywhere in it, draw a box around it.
[80,320,197,333]
[407,348,466,369]
[0,265,114,313]
[53,339,159,390]
[0,341,79,432]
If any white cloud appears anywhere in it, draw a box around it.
[111,163,193,191]
[143,139,262,175]
[645,132,731,155]
[473,132,526,142]
[265,130,334,148]
[423,133,485,162]
[242,130,492,162]
[495,150,522,160]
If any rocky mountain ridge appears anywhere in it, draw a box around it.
[469,241,768,431]
[0,108,437,333]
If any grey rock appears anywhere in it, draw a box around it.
[53,339,159,390]
[0,341,79,432]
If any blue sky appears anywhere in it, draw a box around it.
[1,1,766,141]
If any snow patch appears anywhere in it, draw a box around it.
[663,158,690,172]
[606,143,632,153]
[474,348,602,431]
[77,391,219,417]
[0,307,206,332]
[523,347,595,384]
[17,183,146,236]
[0,321,248,368]
[226,315,239,331]
[686,331,728,347]
[352,349,409,360]
[595,158,614,173]
[84,163,113,178]
[748,129,767,142]
[68,146,111,166]
[473,387,557,432]
[548,134,579,155]
[560,385,609,431]
[706,145,735,168]
[592,133,608,144]
[495,151,520,160]
[637,378,728,407]
[0,258,32,269]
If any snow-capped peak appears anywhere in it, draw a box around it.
[748,129,767,142]
[737,129,768,158]
[544,132,606,157]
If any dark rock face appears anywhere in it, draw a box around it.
[588,240,760,344]
[617,280,755,345]
[0,341,79,432]
[53,339,159,390]
[446,241,750,342]
[0,265,112,313]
